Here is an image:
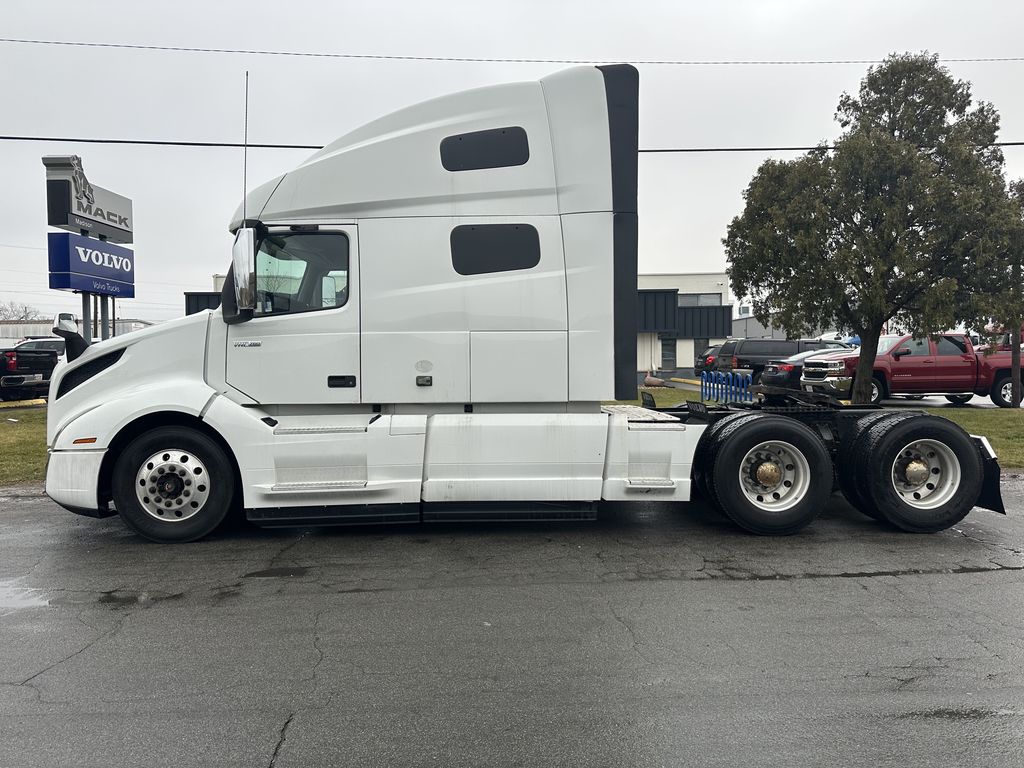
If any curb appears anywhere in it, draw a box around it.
[0,399,45,410]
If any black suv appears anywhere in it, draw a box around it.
[716,338,850,383]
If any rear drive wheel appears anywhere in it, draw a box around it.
[944,394,973,405]
[860,416,983,532]
[837,411,920,521]
[112,426,235,543]
[708,416,832,535]
[692,412,763,509]
[991,375,1016,408]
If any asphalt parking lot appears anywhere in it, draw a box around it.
[2,485,1024,768]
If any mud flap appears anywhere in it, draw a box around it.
[972,436,1006,515]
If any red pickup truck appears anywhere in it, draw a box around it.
[800,333,1018,407]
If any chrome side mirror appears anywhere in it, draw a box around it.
[232,228,257,312]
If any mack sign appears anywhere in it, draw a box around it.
[48,232,135,298]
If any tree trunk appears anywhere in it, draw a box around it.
[1012,321,1022,407]
[851,325,883,404]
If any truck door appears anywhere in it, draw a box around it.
[933,334,976,392]
[226,227,360,405]
[888,337,933,393]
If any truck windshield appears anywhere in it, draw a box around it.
[877,336,902,354]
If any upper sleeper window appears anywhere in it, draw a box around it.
[450,224,541,276]
[440,127,529,171]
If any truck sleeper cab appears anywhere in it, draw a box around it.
[44,66,1004,542]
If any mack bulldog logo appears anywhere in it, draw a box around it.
[69,155,95,205]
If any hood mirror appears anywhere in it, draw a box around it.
[51,312,89,362]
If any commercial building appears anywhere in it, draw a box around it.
[637,273,732,374]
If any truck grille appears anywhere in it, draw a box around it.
[802,361,843,380]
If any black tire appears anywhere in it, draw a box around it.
[860,415,983,533]
[692,412,763,509]
[837,411,921,520]
[944,394,973,405]
[991,375,1015,408]
[112,426,235,543]
[0,389,28,402]
[708,415,832,535]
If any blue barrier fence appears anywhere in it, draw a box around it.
[701,371,754,403]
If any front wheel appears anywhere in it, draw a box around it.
[112,426,235,543]
[708,416,832,535]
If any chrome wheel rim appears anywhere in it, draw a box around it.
[1002,381,1013,404]
[871,381,881,402]
[890,439,961,510]
[135,449,210,522]
[738,440,811,512]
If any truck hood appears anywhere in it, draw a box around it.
[803,350,859,364]
[67,311,211,367]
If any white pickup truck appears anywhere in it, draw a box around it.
[44,65,1004,542]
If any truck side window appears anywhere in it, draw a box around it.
[254,232,348,317]
[450,224,540,275]
[894,338,929,356]
[936,335,968,355]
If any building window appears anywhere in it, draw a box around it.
[678,293,722,307]
[660,336,676,370]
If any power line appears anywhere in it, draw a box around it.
[3,134,1024,153]
[0,135,319,150]
[1,38,1023,66]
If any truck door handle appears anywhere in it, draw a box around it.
[327,375,357,388]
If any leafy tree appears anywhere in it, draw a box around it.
[981,180,1024,406]
[725,53,1008,402]
[0,301,43,321]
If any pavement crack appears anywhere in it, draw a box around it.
[608,603,652,664]
[267,531,310,571]
[18,615,125,686]
[268,712,295,768]
[952,526,1024,557]
[306,610,325,688]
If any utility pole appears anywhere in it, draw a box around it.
[1012,245,1022,407]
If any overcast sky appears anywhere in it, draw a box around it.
[2,0,1023,322]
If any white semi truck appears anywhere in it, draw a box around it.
[44,65,1004,543]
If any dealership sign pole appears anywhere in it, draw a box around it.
[42,156,134,341]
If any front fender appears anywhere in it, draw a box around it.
[51,381,217,451]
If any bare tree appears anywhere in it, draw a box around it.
[0,301,43,321]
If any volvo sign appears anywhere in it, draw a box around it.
[48,232,135,298]
[42,155,133,244]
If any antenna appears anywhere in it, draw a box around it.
[242,70,249,222]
